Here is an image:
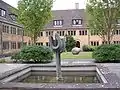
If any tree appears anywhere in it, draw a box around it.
[66,35,76,52]
[17,0,53,44]
[86,0,120,44]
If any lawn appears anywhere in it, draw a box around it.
[60,52,93,59]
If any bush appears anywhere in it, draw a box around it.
[82,45,96,52]
[11,52,21,61]
[93,44,120,63]
[66,35,76,52]
[11,45,54,63]
[0,59,6,63]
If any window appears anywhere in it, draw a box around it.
[74,31,76,36]
[68,31,76,36]
[46,31,53,37]
[3,41,9,50]
[40,32,43,37]
[3,25,9,33]
[57,31,65,36]
[11,27,16,34]
[113,41,120,44]
[0,9,6,17]
[113,30,120,35]
[11,42,16,49]
[79,30,87,35]
[72,19,82,25]
[18,42,22,49]
[9,14,17,21]
[53,20,63,26]
[46,42,49,46]
[17,28,22,35]
[102,41,107,44]
[36,43,40,45]
[40,43,43,46]
[90,41,99,46]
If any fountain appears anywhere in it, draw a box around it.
[49,33,65,81]
[0,34,110,90]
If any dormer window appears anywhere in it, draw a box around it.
[0,8,6,17]
[72,19,82,25]
[9,14,17,21]
[53,20,63,26]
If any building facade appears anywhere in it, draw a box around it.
[37,9,120,48]
[1,1,120,54]
[0,0,30,54]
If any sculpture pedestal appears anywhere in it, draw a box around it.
[55,51,63,81]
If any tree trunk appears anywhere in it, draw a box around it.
[107,30,111,44]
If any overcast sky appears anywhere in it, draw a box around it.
[2,0,86,10]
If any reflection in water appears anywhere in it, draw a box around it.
[20,75,99,83]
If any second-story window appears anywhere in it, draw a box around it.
[53,20,63,26]
[11,27,16,34]
[46,31,53,37]
[68,31,76,36]
[17,28,22,35]
[72,19,82,25]
[0,9,6,17]
[3,25,9,33]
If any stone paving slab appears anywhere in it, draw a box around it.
[0,64,26,74]
[102,63,120,79]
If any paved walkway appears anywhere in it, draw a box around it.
[102,63,120,79]
[0,64,26,74]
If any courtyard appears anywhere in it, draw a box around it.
[0,0,120,89]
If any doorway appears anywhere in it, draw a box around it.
[76,41,80,48]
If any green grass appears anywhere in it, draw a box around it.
[60,52,93,59]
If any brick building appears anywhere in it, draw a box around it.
[0,0,30,54]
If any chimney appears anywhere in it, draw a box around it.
[75,3,79,9]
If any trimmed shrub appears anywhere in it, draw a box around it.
[93,44,120,63]
[82,45,96,52]
[11,45,54,63]
[0,59,6,63]
[11,52,21,62]
[66,35,76,52]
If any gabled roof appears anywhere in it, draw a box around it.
[45,9,87,29]
[0,0,87,29]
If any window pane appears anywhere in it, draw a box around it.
[72,19,82,25]
[79,31,81,35]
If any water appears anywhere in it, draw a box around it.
[21,75,99,83]
[14,71,100,83]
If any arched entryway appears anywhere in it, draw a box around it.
[76,41,80,48]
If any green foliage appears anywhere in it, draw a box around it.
[11,53,21,60]
[17,0,53,44]
[66,36,76,52]
[86,0,120,43]
[93,44,120,63]
[11,52,21,63]
[11,45,54,63]
[0,59,6,63]
[82,45,97,52]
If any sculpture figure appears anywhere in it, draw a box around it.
[72,47,81,55]
[49,33,65,81]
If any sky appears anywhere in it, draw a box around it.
[2,0,86,10]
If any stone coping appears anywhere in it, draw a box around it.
[0,64,120,90]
